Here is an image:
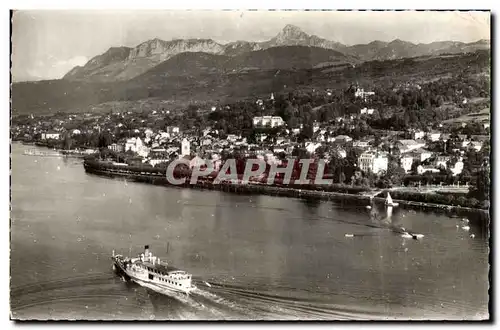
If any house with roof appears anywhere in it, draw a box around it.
[353,140,371,149]
[409,148,433,163]
[305,142,322,154]
[333,135,353,144]
[470,141,483,152]
[396,139,426,153]
[426,131,441,142]
[412,130,425,140]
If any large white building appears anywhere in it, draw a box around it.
[358,151,388,174]
[252,116,285,128]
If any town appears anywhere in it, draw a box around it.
[12,82,491,210]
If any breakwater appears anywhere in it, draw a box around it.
[83,161,373,203]
[83,160,488,215]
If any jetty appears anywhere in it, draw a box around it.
[23,149,61,158]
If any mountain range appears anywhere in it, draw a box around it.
[63,24,490,83]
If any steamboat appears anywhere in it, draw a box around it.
[111,245,196,295]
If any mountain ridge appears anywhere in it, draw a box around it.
[62,24,490,82]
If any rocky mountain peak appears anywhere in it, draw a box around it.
[275,24,309,43]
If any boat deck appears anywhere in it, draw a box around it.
[134,259,186,275]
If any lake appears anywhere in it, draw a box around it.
[10,143,490,320]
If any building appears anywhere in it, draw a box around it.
[181,138,190,156]
[125,137,149,157]
[354,87,375,101]
[427,131,441,142]
[252,116,285,128]
[400,154,414,173]
[417,165,440,175]
[470,141,483,152]
[360,107,375,115]
[226,134,240,142]
[396,140,426,153]
[305,142,322,154]
[144,129,154,138]
[353,140,371,149]
[166,126,180,135]
[358,151,388,174]
[41,132,60,140]
[313,122,321,133]
[108,143,125,153]
[412,130,425,140]
[333,135,353,144]
[435,155,451,169]
[408,148,433,163]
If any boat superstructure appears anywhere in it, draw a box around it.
[111,245,196,295]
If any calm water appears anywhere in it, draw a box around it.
[10,143,490,320]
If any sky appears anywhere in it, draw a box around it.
[11,10,490,82]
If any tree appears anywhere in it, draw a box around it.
[62,132,74,150]
[97,132,112,149]
[470,167,490,205]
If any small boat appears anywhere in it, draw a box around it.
[111,245,196,295]
[462,225,470,231]
[385,193,399,207]
[401,232,413,238]
[344,233,354,238]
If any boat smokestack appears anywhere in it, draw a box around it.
[144,245,149,260]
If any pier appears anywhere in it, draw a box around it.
[23,149,61,157]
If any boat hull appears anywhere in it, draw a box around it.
[112,257,196,295]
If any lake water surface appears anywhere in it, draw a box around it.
[10,143,490,320]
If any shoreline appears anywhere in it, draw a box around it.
[82,161,489,215]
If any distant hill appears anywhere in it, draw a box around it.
[134,45,356,84]
[13,50,490,115]
[62,24,490,83]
